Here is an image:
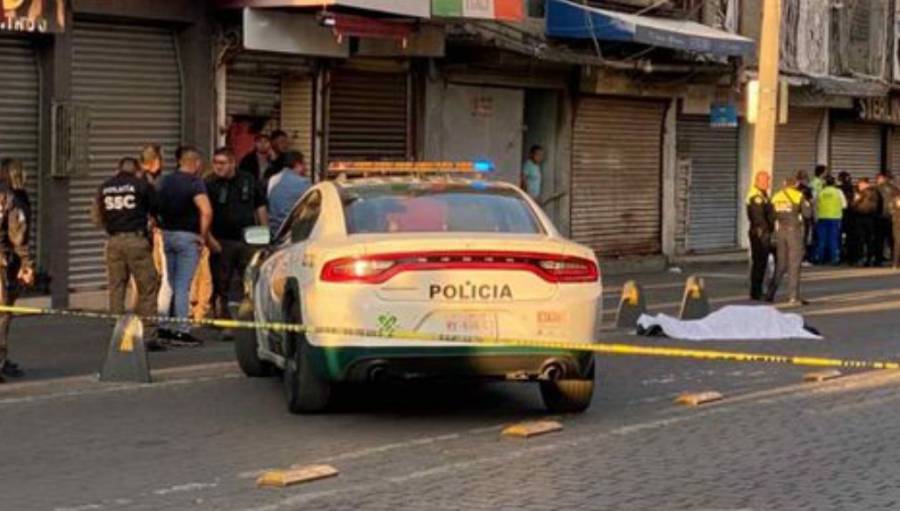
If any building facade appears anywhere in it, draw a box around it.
[7,0,900,304]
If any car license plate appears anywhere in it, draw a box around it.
[442,312,498,337]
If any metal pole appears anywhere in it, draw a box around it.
[751,0,782,192]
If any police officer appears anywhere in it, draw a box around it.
[852,178,882,266]
[766,176,813,306]
[95,157,162,349]
[746,171,774,301]
[891,191,900,269]
[206,147,267,341]
[0,163,33,383]
[877,172,900,265]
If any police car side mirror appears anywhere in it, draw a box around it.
[243,226,271,246]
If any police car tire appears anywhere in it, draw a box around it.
[539,365,595,414]
[283,289,331,414]
[234,298,274,378]
[235,329,273,378]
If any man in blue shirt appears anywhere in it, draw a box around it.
[157,146,213,345]
[522,145,544,201]
[267,151,312,235]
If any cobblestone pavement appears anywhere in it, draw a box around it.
[4,264,900,510]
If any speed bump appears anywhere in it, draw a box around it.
[675,391,723,406]
[99,314,150,383]
[501,420,563,438]
[679,275,710,320]
[257,465,338,488]
[804,369,842,382]
[616,280,647,328]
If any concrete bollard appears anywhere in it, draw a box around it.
[679,275,710,320]
[99,314,151,383]
[616,280,647,328]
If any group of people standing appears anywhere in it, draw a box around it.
[747,164,900,306]
[94,131,311,351]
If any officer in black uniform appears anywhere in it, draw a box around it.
[766,176,813,306]
[0,164,33,383]
[746,172,775,300]
[95,157,161,348]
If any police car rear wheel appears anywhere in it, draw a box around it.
[235,302,274,377]
[283,291,331,414]
[539,365,594,414]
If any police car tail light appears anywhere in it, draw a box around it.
[321,257,396,283]
[537,257,599,283]
[321,252,599,284]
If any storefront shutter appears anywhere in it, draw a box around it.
[677,116,739,251]
[831,121,883,177]
[890,128,900,174]
[773,108,822,186]
[69,21,182,290]
[226,51,312,120]
[0,36,39,259]
[281,77,314,165]
[327,70,410,160]
[571,96,665,257]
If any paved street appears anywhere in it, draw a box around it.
[4,263,900,510]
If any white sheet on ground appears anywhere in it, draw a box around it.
[636,305,821,341]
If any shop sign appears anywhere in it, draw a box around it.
[858,97,900,125]
[1,0,66,34]
[710,103,737,128]
[431,0,524,21]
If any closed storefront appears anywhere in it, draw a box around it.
[69,21,182,290]
[326,68,411,161]
[0,36,39,257]
[433,84,524,185]
[225,51,314,163]
[774,108,823,186]
[677,115,739,252]
[890,128,900,174]
[571,96,665,257]
[831,120,883,176]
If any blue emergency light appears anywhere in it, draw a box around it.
[473,160,494,172]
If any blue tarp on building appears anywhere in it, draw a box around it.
[546,0,755,58]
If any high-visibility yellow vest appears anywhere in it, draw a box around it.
[817,186,844,220]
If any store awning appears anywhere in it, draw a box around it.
[215,0,430,18]
[546,0,755,58]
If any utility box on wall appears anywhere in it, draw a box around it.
[51,102,90,178]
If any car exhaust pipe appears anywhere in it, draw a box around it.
[540,360,566,381]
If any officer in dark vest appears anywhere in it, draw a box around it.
[0,164,33,383]
[746,171,775,301]
[766,176,813,306]
[95,157,162,349]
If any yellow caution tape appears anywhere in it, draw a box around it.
[0,304,898,371]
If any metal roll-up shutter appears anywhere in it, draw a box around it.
[0,36,39,259]
[281,77,314,164]
[571,96,665,256]
[327,70,410,160]
[891,128,900,174]
[677,116,739,251]
[774,108,821,186]
[70,22,182,290]
[831,121,883,176]
[226,51,312,119]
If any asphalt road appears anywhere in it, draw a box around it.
[4,263,900,510]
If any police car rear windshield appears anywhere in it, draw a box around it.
[340,183,543,235]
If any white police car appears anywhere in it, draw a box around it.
[236,161,602,413]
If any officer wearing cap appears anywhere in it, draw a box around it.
[746,172,775,301]
[766,176,813,306]
[95,157,161,349]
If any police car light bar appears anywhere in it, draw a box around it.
[327,160,495,178]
